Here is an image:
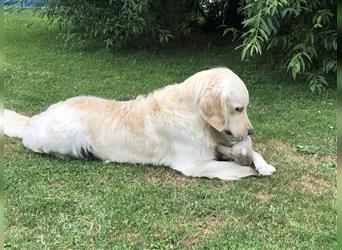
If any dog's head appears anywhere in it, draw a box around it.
[199,68,253,140]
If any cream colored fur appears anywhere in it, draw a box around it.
[4,68,276,180]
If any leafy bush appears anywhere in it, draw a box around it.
[224,0,337,93]
[40,0,336,91]
[41,0,195,49]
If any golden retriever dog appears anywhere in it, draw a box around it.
[4,68,276,180]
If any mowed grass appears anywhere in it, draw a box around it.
[4,11,336,249]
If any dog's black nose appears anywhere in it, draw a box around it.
[248,129,254,135]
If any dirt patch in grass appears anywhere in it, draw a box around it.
[146,169,195,185]
[6,222,30,241]
[253,105,268,114]
[286,173,333,195]
[297,174,332,193]
[99,175,111,184]
[164,174,196,185]
[256,191,274,203]
[183,214,249,247]
[232,216,248,229]
[4,139,21,153]
[183,214,223,247]
[255,139,336,167]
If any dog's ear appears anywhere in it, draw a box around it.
[199,90,228,132]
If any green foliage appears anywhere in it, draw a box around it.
[296,145,319,154]
[224,0,337,92]
[32,0,338,91]
[41,0,153,49]
[319,162,336,169]
[39,0,244,50]
[41,0,195,49]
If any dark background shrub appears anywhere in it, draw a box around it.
[38,0,337,92]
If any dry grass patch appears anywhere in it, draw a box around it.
[183,214,224,247]
[4,139,22,154]
[99,175,110,184]
[256,191,274,203]
[6,223,29,236]
[146,168,195,185]
[286,174,333,194]
[232,216,248,229]
[296,174,332,193]
[255,139,336,167]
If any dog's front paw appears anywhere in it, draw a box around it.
[256,163,276,176]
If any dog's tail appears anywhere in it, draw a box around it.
[4,109,31,139]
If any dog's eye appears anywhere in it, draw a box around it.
[235,107,244,112]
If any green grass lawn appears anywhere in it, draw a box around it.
[4,11,337,249]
